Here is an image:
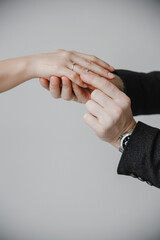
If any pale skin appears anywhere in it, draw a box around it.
[40,71,136,149]
[81,72,136,148]
[0,50,114,93]
[39,73,124,103]
[0,49,136,149]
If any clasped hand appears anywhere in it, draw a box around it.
[39,50,136,149]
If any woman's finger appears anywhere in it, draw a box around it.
[39,77,49,90]
[70,64,102,90]
[63,68,88,88]
[72,50,114,72]
[50,76,61,98]
[61,76,73,100]
[70,55,114,79]
[72,82,91,103]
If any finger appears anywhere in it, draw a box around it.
[85,100,103,118]
[39,77,49,90]
[80,72,124,100]
[90,89,122,119]
[70,64,96,91]
[56,49,64,52]
[61,76,73,100]
[71,55,114,79]
[72,50,114,71]
[72,83,91,103]
[91,89,113,108]
[63,68,88,88]
[50,76,61,98]
[71,63,86,75]
[83,113,101,134]
[72,64,109,91]
[72,82,84,102]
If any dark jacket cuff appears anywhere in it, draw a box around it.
[117,121,160,188]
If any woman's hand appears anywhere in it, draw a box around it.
[39,75,92,103]
[0,50,114,94]
[33,49,114,88]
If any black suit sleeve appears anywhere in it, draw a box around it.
[113,70,160,116]
[117,121,160,188]
[113,70,160,188]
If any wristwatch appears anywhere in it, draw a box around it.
[119,128,135,153]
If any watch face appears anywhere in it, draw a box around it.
[122,136,130,149]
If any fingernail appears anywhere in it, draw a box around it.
[110,65,115,71]
[107,72,115,79]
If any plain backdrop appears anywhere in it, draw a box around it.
[0,1,160,240]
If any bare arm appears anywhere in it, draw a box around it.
[0,50,114,93]
[0,56,33,93]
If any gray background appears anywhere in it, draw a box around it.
[0,0,160,240]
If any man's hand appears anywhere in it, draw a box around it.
[80,72,136,148]
[39,73,124,104]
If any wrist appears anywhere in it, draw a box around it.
[118,120,136,152]
[23,55,39,79]
[112,120,137,150]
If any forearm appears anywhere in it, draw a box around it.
[0,56,36,93]
[114,70,160,115]
[0,50,115,94]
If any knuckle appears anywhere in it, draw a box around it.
[59,49,66,56]
[65,51,72,58]
[56,49,64,53]
[70,50,75,54]
[103,80,115,91]
[79,66,86,73]
[71,72,78,81]
[91,55,97,62]
[104,69,109,75]
[115,106,123,118]
[103,79,110,88]
[91,89,100,99]
[86,100,93,109]
[87,60,93,68]
[126,96,131,106]
[123,95,131,108]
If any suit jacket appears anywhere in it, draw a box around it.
[113,70,160,188]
